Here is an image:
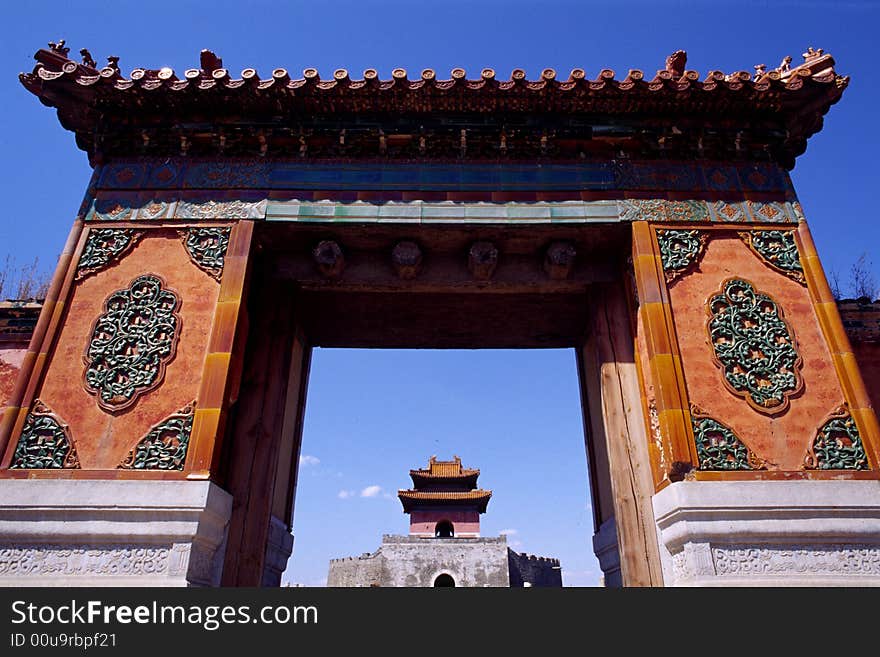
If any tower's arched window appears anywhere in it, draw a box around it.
[435,520,454,538]
[434,573,455,587]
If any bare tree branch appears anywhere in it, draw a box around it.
[849,252,878,301]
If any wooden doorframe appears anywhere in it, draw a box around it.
[577,282,664,586]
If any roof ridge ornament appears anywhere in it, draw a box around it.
[665,49,687,78]
[48,39,69,57]
[79,48,96,69]
[803,46,824,62]
[200,49,223,74]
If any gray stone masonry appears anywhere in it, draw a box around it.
[507,550,562,587]
[328,534,512,587]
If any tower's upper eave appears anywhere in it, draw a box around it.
[20,43,848,168]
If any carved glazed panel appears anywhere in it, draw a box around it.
[690,407,763,471]
[119,403,194,470]
[656,229,707,283]
[179,227,230,281]
[707,278,803,414]
[77,228,141,280]
[10,400,79,469]
[738,230,806,285]
[83,274,181,412]
[805,407,869,470]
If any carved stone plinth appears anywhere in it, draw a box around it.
[592,517,622,588]
[0,480,232,587]
[653,481,880,586]
[262,516,294,587]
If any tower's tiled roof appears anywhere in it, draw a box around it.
[400,456,490,513]
[397,489,492,513]
[410,455,479,479]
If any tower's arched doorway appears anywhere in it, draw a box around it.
[435,520,454,538]
[434,573,455,587]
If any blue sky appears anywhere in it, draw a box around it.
[2,1,878,586]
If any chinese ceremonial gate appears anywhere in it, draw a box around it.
[1,45,878,586]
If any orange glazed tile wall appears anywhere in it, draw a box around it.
[3,232,219,470]
[634,307,665,485]
[667,234,846,471]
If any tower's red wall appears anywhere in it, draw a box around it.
[409,510,480,536]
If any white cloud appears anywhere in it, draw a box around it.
[360,485,382,498]
[300,455,320,466]
[337,490,354,499]
[499,528,518,536]
[509,540,523,549]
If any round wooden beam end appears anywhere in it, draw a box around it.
[391,241,423,280]
[313,240,345,279]
[544,241,577,280]
[468,241,498,281]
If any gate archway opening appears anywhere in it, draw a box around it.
[282,347,601,586]
[216,220,660,588]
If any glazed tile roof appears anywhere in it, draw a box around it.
[397,489,492,513]
[19,43,848,167]
[410,455,479,479]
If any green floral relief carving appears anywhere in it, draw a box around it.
[656,229,707,283]
[180,227,231,281]
[77,228,140,280]
[805,408,869,470]
[10,400,79,469]
[83,274,181,412]
[707,278,803,414]
[739,230,805,285]
[119,403,194,470]
[690,409,761,470]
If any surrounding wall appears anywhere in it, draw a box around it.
[328,535,511,587]
[840,300,880,412]
[327,550,385,587]
[507,550,563,587]
[0,302,40,410]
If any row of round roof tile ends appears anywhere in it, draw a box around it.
[31,42,843,92]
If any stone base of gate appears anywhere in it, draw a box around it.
[592,517,622,588]
[262,516,294,587]
[653,480,880,586]
[0,480,232,587]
